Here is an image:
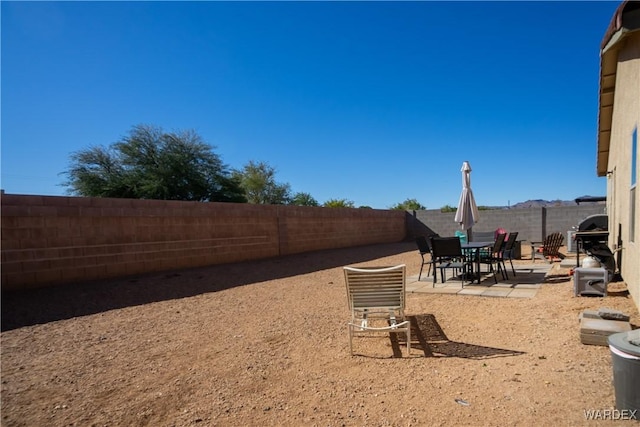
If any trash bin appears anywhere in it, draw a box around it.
[608,330,640,412]
[567,230,576,252]
[512,240,522,259]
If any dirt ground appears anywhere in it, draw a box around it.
[1,241,639,427]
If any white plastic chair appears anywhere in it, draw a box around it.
[343,264,410,356]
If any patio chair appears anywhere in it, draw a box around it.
[499,232,519,279]
[469,230,499,259]
[415,235,436,281]
[429,236,471,286]
[343,264,410,356]
[470,230,495,242]
[478,232,507,283]
[531,232,565,263]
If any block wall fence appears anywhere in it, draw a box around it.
[1,193,605,291]
[407,204,606,242]
[0,194,406,291]
[408,205,606,243]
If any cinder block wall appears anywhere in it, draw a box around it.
[278,206,406,255]
[408,205,606,243]
[1,194,406,291]
[545,205,606,239]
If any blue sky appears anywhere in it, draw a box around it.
[1,1,619,209]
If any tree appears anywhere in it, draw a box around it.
[232,160,292,205]
[63,145,135,198]
[440,204,457,212]
[62,124,246,202]
[290,192,319,206]
[390,198,426,211]
[323,198,355,208]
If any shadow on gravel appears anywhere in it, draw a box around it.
[2,242,414,331]
[409,314,526,359]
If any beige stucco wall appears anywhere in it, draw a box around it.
[605,31,640,312]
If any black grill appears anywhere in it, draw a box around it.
[574,214,614,272]
[578,214,608,232]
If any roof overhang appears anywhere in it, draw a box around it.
[597,1,640,177]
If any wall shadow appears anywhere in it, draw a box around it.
[1,242,414,332]
[406,210,439,239]
[408,314,526,359]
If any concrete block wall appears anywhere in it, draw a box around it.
[408,208,542,241]
[545,205,606,238]
[279,206,406,255]
[409,205,607,243]
[1,194,406,291]
[465,208,543,243]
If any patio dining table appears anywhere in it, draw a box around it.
[461,241,495,284]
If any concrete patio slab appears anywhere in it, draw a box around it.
[491,283,516,289]
[507,288,540,298]
[457,287,487,296]
[481,288,513,297]
[412,286,461,294]
[510,283,541,289]
[561,255,581,268]
[405,263,551,298]
[405,281,431,292]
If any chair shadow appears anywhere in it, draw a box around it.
[405,314,526,359]
[484,270,548,286]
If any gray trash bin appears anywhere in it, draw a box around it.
[608,331,640,413]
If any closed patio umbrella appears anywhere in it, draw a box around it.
[454,161,479,239]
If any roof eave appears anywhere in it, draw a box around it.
[597,36,621,177]
[596,0,640,177]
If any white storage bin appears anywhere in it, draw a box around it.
[574,267,608,297]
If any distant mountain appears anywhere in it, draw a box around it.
[509,199,574,209]
[506,196,605,209]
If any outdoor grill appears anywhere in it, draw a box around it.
[577,214,608,232]
[574,214,615,272]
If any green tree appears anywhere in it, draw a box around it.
[323,198,355,208]
[390,198,426,210]
[290,192,319,206]
[63,145,134,198]
[62,124,245,202]
[440,204,457,212]
[233,160,292,204]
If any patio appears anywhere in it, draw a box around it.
[406,263,553,298]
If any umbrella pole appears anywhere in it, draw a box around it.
[466,227,476,282]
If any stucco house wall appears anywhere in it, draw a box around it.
[598,2,640,311]
[606,32,640,309]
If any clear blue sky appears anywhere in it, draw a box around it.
[1,1,619,209]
